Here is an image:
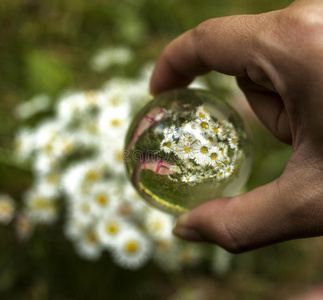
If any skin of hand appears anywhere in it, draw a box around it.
[149,0,323,253]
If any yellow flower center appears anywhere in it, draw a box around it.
[81,203,90,214]
[201,147,208,154]
[152,220,162,231]
[85,170,99,182]
[125,240,139,254]
[201,122,209,129]
[106,222,119,235]
[44,144,52,153]
[111,96,121,106]
[32,197,47,209]
[46,174,58,184]
[211,153,217,160]
[62,141,74,154]
[86,231,98,244]
[96,193,108,206]
[111,118,120,127]
[15,139,21,150]
[213,128,218,133]
[208,137,213,142]
[199,113,205,118]
[183,147,191,153]
[166,142,171,147]
[115,150,124,162]
[0,202,11,213]
[87,124,97,135]
[85,91,97,105]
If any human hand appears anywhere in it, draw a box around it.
[150,0,323,252]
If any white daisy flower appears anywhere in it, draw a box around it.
[61,160,108,197]
[180,173,197,184]
[91,46,133,72]
[51,133,79,159]
[214,142,229,158]
[228,137,239,150]
[14,128,35,160]
[160,137,176,154]
[24,189,58,224]
[96,213,128,248]
[179,132,196,145]
[98,86,130,110]
[211,121,226,138]
[98,105,131,138]
[61,164,86,198]
[33,152,59,175]
[114,182,147,219]
[56,92,85,124]
[163,124,177,139]
[35,172,60,198]
[89,182,118,216]
[202,134,217,147]
[195,105,211,121]
[192,141,210,166]
[68,197,95,227]
[208,146,224,166]
[64,217,87,241]
[15,94,51,120]
[34,120,61,153]
[112,228,152,270]
[176,141,194,160]
[145,208,174,240]
[182,121,199,136]
[222,163,235,178]
[169,165,182,174]
[76,228,103,261]
[0,194,15,224]
[100,141,126,175]
[79,90,101,111]
[195,118,210,131]
[82,117,99,134]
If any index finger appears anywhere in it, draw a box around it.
[150,14,263,95]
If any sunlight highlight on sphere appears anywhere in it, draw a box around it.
[125,89,252,215]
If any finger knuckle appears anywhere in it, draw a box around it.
[192,18,216,45]
[278,5,323,48]
[219,219,247,254]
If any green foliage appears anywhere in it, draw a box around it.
[25,50,73,94]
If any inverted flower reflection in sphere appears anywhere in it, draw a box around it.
[125,89,252,215]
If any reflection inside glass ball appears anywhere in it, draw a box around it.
[125,89,252,215]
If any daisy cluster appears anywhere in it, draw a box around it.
[12,63,232,271]
[161,105,242,184]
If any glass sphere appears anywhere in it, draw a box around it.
[124,89,252,215]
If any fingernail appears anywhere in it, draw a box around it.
[172,226,204,242]
[176,212,190,227]
[173,213,206,242]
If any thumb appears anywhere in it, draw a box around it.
[172,172,318,253]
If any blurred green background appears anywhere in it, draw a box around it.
[2,0,323,299]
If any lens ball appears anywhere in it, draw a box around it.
[124,89,252,215]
